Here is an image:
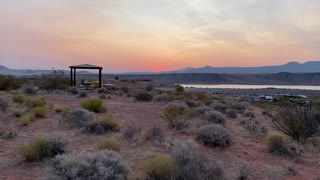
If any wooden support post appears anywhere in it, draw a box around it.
[99,69,102,88]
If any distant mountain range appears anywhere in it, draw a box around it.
[165,61,320,74]
[1,61,320,75]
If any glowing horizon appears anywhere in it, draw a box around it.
[1,0,320,72]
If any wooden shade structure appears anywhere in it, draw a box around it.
[69,64,103,88]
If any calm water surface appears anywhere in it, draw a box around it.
[181,84,320,90]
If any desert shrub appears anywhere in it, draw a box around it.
[185,99,202,107]
[161,101,189,128]
[123,124,141,140]
[243,110,255,118]
[39,69,69,90]
[229,102,247,113]
[62,109,94,128]
[267,135,292,157]
[0,98,9,112]
[20,113,36,125]
[31,106,47,118]
[101,113,120,131]
[239,163,255,180]
[145,125,165,143]
[78,91,88,98]
[169,140,224,180]
[80,98,106,113]
[145,84,154,91]
[99,94,107,99]
[19,135,66,161]
[12,93,27,104]
[25,97,47,108]
[196,93,212,106]
[211,102,227,113]
[0,128,17,139]
[175,85,184,93]
[173,118,189,131]
[144,155,175,180]
[272,103,320,142]
[97,88,105,94]
[197,124,230,147]
[48,150,128,180]
[152,94,172,102]
[190,106,210,118]
[81,120,105,134]
[53,105,64,113]
[60,108,70,118]
[120,86,129,93]
[23,86,37,95]
[133,90,153,101]
[97,139,120,152]
[241,118,268,135]
[204,111,226,125]
[68,87,79,95]
[13,109,23,117]
[226,109,237,118]
[0,74,22,90]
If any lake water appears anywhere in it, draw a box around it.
[181,84,320,90]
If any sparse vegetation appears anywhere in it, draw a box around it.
[39,69,69,90]
[25,97,47,108]
[120,86,129,93]
[240,118,268,135]
[80,98,106,113]
[144,155,175,180]
[243,110,255,118]
[0,128,17,139]
[197,124,230,147]
[62,109,94,128]
[12,93,27,104]
[145,84,154,91]
[19,135,66,161]
[48,150,128,179]
[145,125,165,143]
[23,86,37,95]
[123,124,141,140]
[161,101,189,128]
[266,135,300,158]
[20,113,36,125]
[175,85,184,93]
[13,109,23,117]
[226,109,238,118]
[0,98,9,112]
[133,90,153,101]
[101,112,120,131]
[204,110,226,125]
[238,163,255,180]
[68,87,79,95]
[0,74,22,91]
[152,94,172,102]
[30,106,47,118]
[78,91,88,98]
[97,139,120,152]
[211,102,227,113]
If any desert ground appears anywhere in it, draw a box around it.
[0,79,320,180]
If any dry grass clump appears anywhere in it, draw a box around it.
[133,90,153,102]
[30,106,47,118]
[190,106,210,118]
[97,138,120,152]
[62,109,94,128]
[12,93,27,104]
[47,150,128,180]
[229,102,247,113]
[120,86,129,93]
[100,112,120,131]
[13,109,23,117]
[161,100,189,128]
[185,99,203,107]
[238,163,255,180]
[0,98,9,112]
[67,87,79,95]
[266,135,302,158]
[152,94,173,102]
[80,98,106,113]
[123,123,141,140]
[144,155,176,180]
[20,113,36,125]
[0,128,17,139]
[145,125,165,143]
[197,124,230,147]
[243,110,255,118]
[24,97,47,108]
[169,140,224,180]
[196,93,212,106]
[203,111,226,125]
[145,84,154,91]
[19,135,66,161]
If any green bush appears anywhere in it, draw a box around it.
[25,97,47,108]
[101,113,120,131]
[266,135,292,157]
[0,74,22,91]
[20,113,36,125]
[133,90,153,102]
[24,86,37,95]
[19,135,66,161]
[39,69,69,90]
[120,86,129,93]
[80,98,106,113]
[97,139,120,152]
[12,93,27,104]
[145,84,154,91]
[161,101,189,128]
[31,106,47,118]
[144,155,176,180]
[13,109,23,117]
[175,85,184,93]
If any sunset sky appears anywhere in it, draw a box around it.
[1,0,320,72]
